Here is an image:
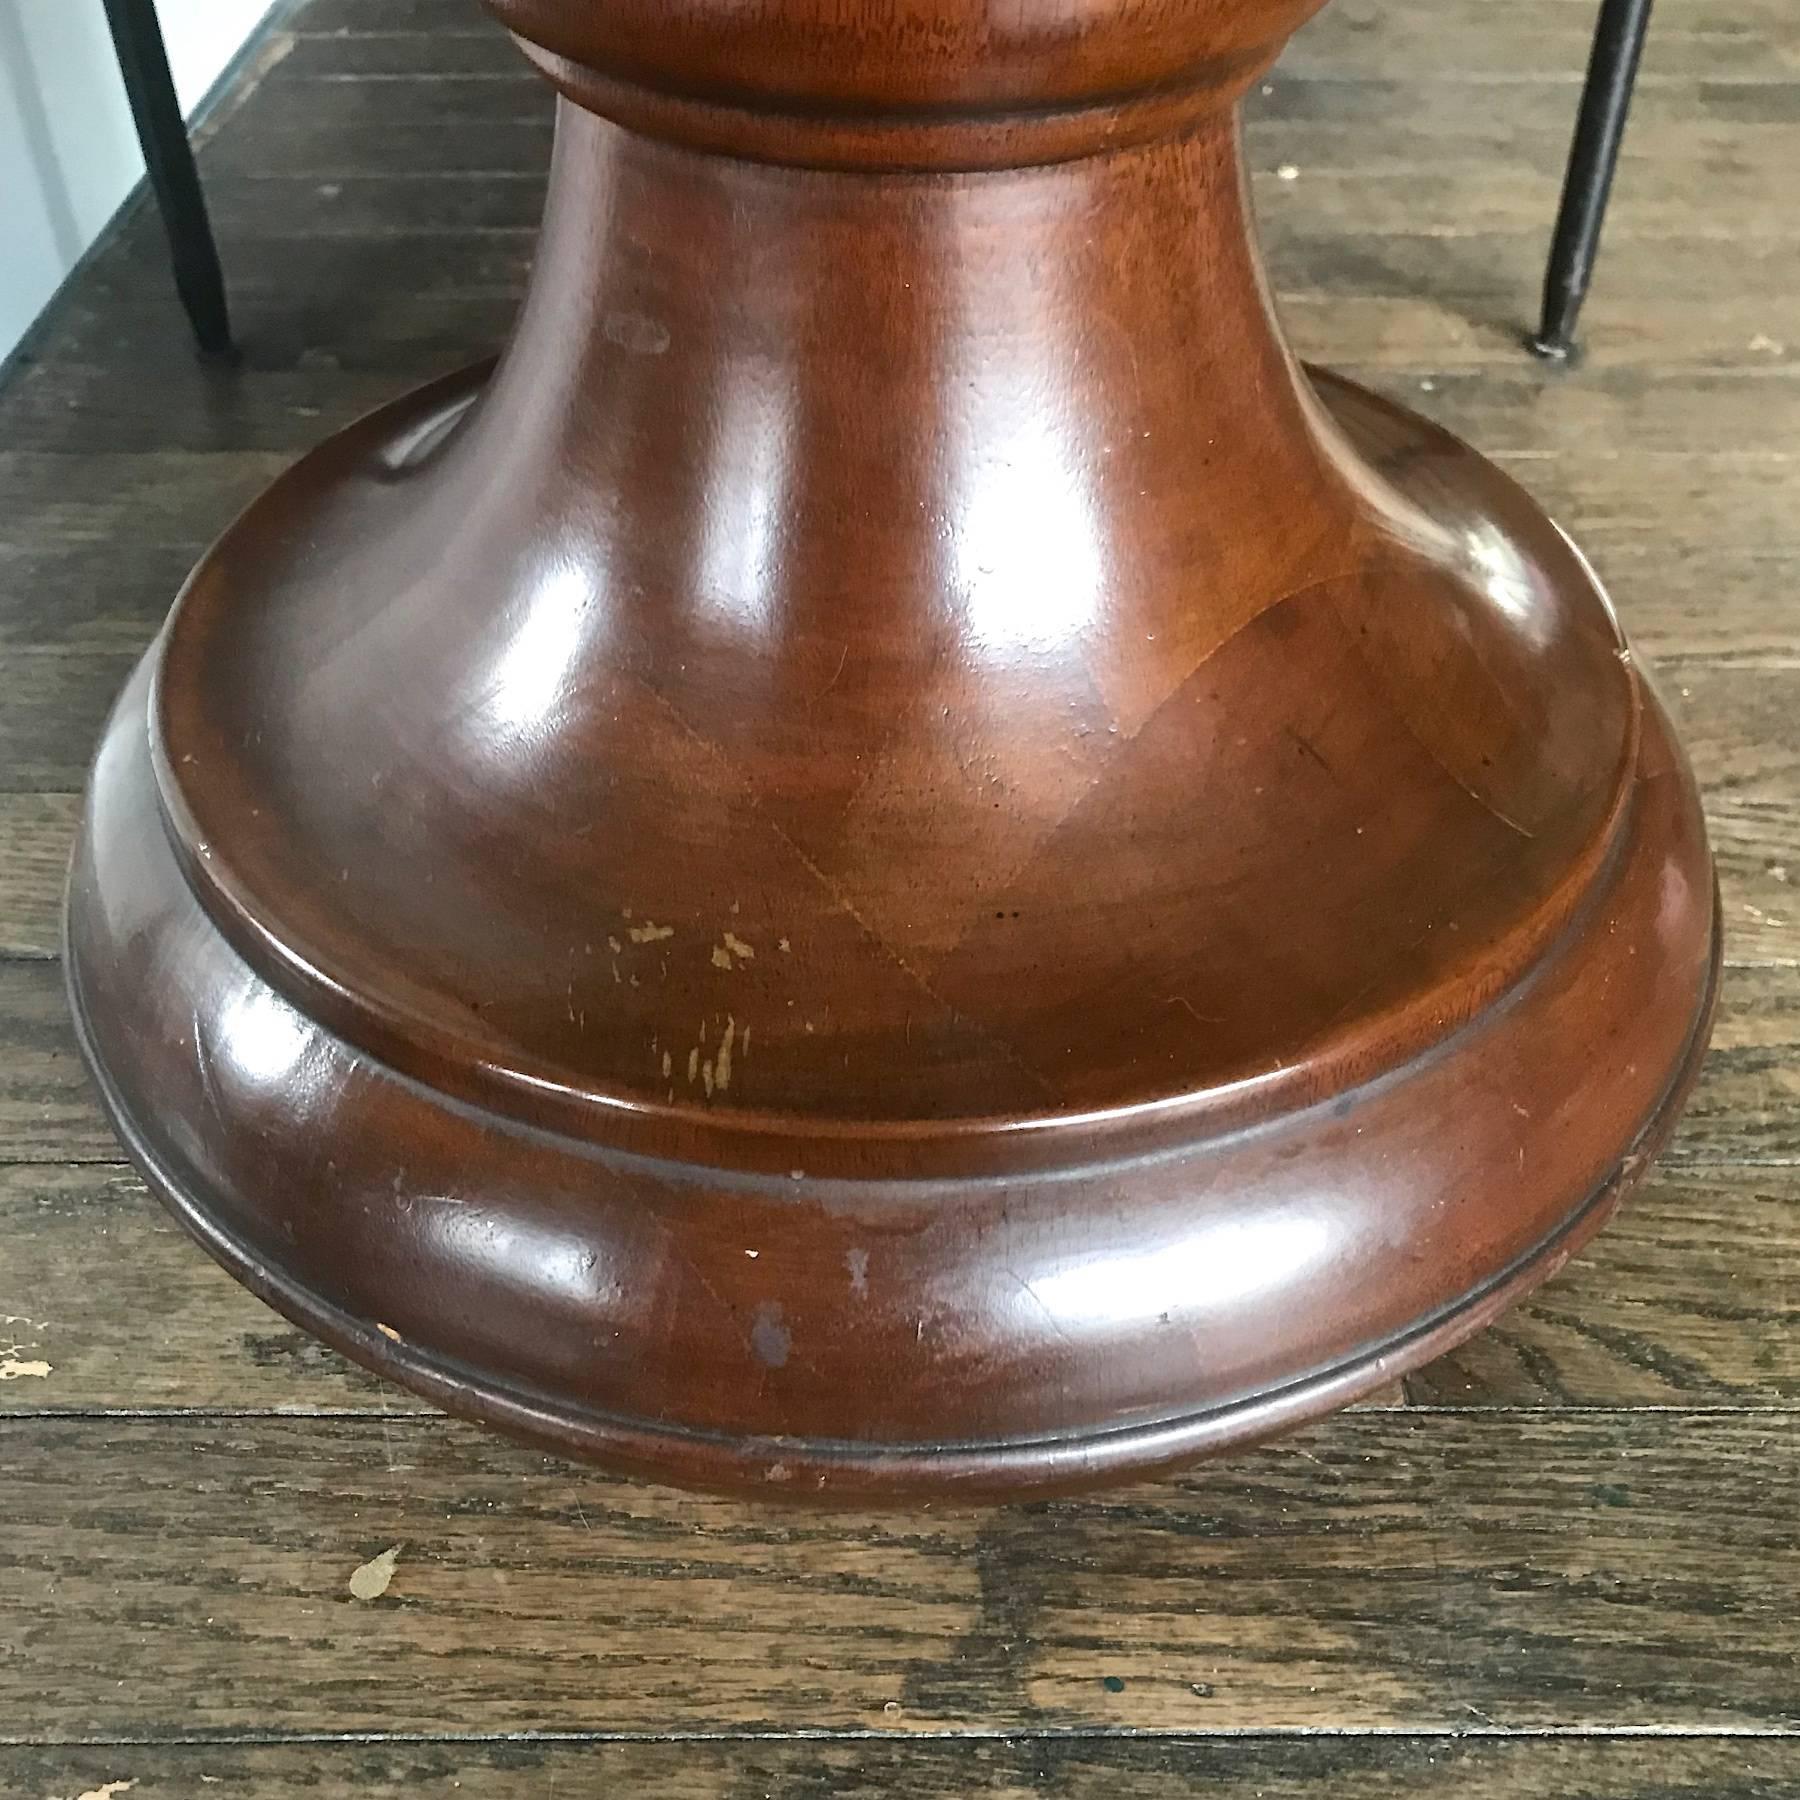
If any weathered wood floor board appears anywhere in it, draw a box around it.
[3,1414,1798,1739]
[4,1738,1798,1800]
[1,0,1795,1787]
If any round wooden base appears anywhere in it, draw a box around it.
[67,361,1717,1499]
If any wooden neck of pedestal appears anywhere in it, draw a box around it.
[458,102,1358,652]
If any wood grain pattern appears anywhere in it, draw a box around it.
[0,1164,398,1413]
[0,964,111,1164]
[0,451,290,547]
[3,1414,1798,1737]
[0,650,135,793]
[1,672,1791,962]
[0,795,75,959]
[0,0,1794,1775]
[1407,1167,1800,1405]
[5,1739,1798,1799]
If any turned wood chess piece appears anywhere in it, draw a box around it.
[67,0,1719,1497]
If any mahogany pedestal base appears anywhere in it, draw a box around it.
[68,6,1718,1499]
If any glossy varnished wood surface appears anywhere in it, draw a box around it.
[2,0,1797,1788]
[61,0,1717,1491]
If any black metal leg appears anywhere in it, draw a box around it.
[101,0,234,357]
[1532,0,1654,360]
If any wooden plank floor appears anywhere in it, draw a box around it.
[2,0,1797,1792]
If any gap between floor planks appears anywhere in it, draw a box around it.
[1,1732,1797,1800]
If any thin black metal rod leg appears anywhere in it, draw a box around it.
[101,0,234,357]
[1532,0,1654,360]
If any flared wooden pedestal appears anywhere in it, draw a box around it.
[67,3,1718,1498]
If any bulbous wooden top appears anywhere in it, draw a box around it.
[485,0,1329,163]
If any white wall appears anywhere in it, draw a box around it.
[0,0,276,361]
